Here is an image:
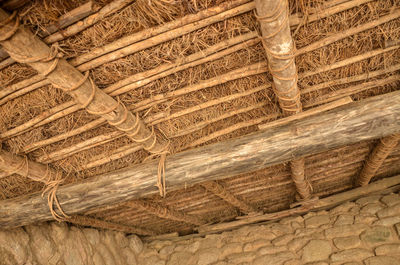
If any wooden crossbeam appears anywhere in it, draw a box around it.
[355,134,400,186]
[0,90,399,228]
[201,181,257,214]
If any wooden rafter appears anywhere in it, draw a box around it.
[1,90,399,228]
[201,181,257,214]
[255,0,311,200]
[355,134,400,186]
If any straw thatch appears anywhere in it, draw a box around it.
[0,0,399,235]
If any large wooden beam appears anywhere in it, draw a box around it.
[0,90,399,228]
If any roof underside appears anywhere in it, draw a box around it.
[0,0,399,235]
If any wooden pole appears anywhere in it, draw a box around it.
[0,90,399,228]
[0,149,60,183]
[255,0,300,114]
[255,0,311,200]
[0,8,168,156]
[355,134,400,186]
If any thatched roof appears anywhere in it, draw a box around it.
[0,0,399,236]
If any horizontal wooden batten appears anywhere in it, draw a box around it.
[0,90,399,228]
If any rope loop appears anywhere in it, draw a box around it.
[80,77,96,108]
[87,97,121,115]
[0,11,19,41]
[55,71,90,92]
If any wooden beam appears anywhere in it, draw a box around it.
[0,8,168,156]
[255,0,311,199]
[255,0,301,115]
[201,181,257,214]
[0,149,60,183]
[196,174,400,234]
[355,134,400,186]
[0,90,399,228]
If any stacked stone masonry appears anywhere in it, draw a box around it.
[138,193,400,265]
[1,192,400,264]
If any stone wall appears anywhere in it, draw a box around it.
[0,221,143,265]
[138,193,400,265]
[1,193,400,265]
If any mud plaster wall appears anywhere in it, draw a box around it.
[1,192,400,265]
[0,221,143,265]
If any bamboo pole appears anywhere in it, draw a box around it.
[301,63,400,94]
[288,0,373,27]
[70,0,252,67]
[0,9,168,156]
[78,103,267,171]
[37,131,124,163]
[300,45,399,79]
[1,0,389,106]
[201,181,257,214]
[44,0,134,43]
[355,134,400,186]
[296,8,400,55]
[0,0,131,67]
[0,1,254,102]
[303,74,400,108]
[4,9,400,140]
[20,48,400,157]
[35,85,268,165]
[0,33,259,139]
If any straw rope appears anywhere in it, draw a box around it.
[201,181,257,214]
[356,134,400,186]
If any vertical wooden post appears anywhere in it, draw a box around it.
[255,0,311,200]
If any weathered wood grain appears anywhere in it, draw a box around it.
[0,90,399,228]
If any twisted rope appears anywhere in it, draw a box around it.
[0,11,19,41]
